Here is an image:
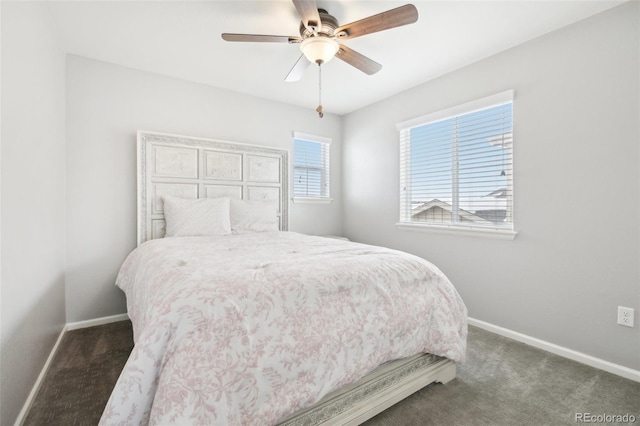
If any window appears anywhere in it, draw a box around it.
[397,90,515,238]
[292,132,331,202]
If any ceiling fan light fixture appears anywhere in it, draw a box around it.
[300,37,339,64]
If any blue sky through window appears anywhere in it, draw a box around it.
[409,102,513,223]
[294,138,325,198]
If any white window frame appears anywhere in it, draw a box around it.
[396,90,517,240]
[292,132,332,204]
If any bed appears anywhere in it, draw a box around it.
[99,131,467,425]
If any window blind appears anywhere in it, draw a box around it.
[293,134,331,199]
[398,91,514,231]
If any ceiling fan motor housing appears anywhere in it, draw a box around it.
[299,9,340,39]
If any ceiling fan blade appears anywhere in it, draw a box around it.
[292,0,321,30]
[336,45,382,75]
[222,33,301,43]
[285,55,311,82]
[335,4,418,40]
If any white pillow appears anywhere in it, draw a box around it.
[230,199,279,234]
[163,196,231,237]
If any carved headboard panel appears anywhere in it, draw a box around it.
[137,131,289,245]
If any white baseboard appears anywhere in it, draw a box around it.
[14,325,67,426]
[66,313,129,331]
[14,313,130,426]
[468,317,640,383]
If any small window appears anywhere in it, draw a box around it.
[292,132,331,202]
[397,90,515,237]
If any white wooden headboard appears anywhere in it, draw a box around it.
[137,131,289,245]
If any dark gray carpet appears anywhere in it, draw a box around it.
[23,321,133,426]
[364,328,640,426]
[24,321,640,425]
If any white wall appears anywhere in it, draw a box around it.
[0,2,67,425]
[65,55,343,323]
[342,2,639,370]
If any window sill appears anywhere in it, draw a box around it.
[395,222,518,240]
[292,197,332,204]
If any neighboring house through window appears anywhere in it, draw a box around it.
[292,132,331,203]
[396,90,516,238]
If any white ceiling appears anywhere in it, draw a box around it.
[46,0,625,115]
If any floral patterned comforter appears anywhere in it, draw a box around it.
[100,232,467,425]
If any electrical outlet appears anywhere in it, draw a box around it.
[617,306,634,328]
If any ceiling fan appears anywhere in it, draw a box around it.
[222,0,418,116]
[222,1,418,80]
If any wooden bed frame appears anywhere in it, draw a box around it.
[136,130,457,425]
[137,130,289,245]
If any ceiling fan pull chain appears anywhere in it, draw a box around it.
[316,63,324,118]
